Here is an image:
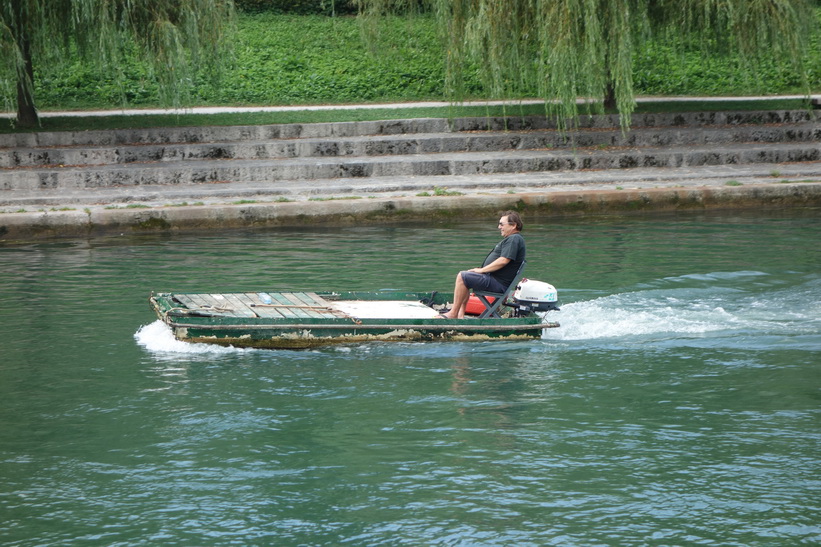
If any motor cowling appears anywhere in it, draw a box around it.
[512,279,560,313]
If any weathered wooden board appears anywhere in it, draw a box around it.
[215,293,259,318]
[236,292,282,319]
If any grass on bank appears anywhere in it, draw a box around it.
[3,8,819,134]
[28,12,821,110]
[1,98,816,134]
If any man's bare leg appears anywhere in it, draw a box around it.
[444,272,471,319]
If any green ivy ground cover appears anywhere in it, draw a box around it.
[31,12,821,113]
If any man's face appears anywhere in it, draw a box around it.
[498,216,517,237]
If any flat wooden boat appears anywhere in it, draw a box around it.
[149,290,559,349]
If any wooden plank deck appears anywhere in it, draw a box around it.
[208,293,248,318]
[240,292,350,320]
[231,293,271,318]
[174,293,258,318]
[219,293,260,318]
[172,292,440,321]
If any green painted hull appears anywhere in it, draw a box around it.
[149,291,559,349]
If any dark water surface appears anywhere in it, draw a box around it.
[1,210,819,546]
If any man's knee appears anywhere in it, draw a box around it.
[459,271,478,290]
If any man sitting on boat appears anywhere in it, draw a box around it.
[440,211,526,319]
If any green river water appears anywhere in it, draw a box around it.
[1,209,819,546]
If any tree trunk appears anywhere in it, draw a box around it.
[604,82,617,111]
[14,12,39,128]
[16,86,38,129]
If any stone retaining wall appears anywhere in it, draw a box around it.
[3,182,819,241]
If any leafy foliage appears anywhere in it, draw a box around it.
[358,0,817,129]
[33,14,453,108]
[17,8,821,114]
[0,0,235,125]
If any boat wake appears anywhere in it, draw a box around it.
[542,271,820,345]
[134,320,250,355]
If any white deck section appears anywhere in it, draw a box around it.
[331,300,442,319]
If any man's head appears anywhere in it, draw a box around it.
[498,211,523,237]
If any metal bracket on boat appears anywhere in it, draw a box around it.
[419,291,438,308]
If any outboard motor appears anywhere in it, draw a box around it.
[511,279,560,316]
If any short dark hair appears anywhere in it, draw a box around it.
[502,211,523,231]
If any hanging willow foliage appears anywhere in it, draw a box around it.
[0,0,235,127]
[356,0,814,129]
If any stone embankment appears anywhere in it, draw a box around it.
[1,108,820,240]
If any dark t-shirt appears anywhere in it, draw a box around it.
[483,232,526,287]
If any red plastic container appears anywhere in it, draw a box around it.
[465,295,495,316]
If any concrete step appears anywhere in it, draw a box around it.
[2,142,819,191]
[0,109,815,149]
[3,162,820,209]
[2,122,818,168]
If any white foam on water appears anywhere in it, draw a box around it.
[134,320,248,355]
[542,272,820,342]
[542,295,737,341]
